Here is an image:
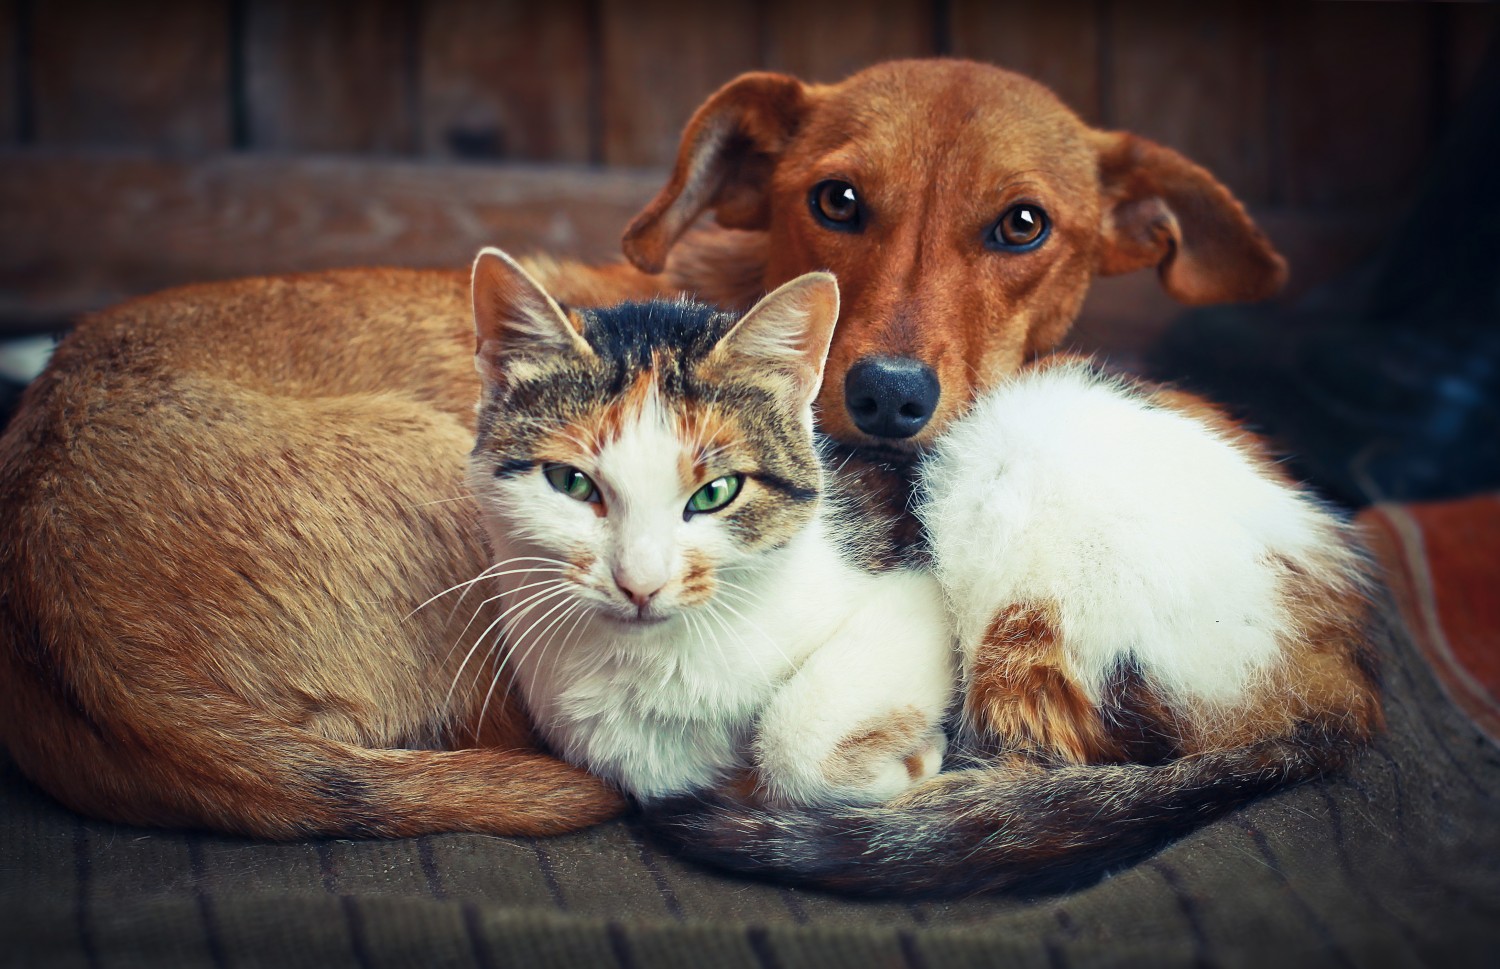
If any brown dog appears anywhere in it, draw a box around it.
[0,60,1372,881]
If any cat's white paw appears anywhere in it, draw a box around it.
[840,726,946,803]
[757,708,946,806]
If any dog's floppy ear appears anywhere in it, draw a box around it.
[1092,131,1287,305]
[622,72,809,274]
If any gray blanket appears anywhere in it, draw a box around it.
[2,602,1497,968]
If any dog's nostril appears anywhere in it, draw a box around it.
[843,356,941,440]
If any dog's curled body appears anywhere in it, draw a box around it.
[647,360,1381,895]
[0,261,661,838]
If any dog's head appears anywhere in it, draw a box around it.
[623,59,1285,456]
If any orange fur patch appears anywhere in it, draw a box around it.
[674,405,740,485]
[677,550,717,607]
[719,767,764,801]
[592,371,660,449]
[1184,552,1382,754]
[966,603,1116,765]
[822,705,927,786]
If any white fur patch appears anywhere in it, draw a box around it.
[919,361,1350,710]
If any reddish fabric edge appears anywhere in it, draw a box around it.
[1358,503,1500,745]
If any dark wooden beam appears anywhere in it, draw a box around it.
[0,151,662,331]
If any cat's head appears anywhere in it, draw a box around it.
[468,247,840,630]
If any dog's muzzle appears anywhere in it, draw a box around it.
[843,356,941,439]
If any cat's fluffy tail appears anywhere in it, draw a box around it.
[645,726,1363,898]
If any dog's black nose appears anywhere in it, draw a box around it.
[843,356,941,439]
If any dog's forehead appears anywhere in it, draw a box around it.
[798,60,1096,189]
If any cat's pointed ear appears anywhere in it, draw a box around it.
[703,272,840,411]
[472,246,593,386]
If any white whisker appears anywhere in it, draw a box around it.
[445,579,571,717]
[405,493,478,509]
[477,592,581,732]
[407,562,566,622]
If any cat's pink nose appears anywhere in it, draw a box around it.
[613,571,663,610]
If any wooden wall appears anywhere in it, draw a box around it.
[7,1,1495,196]
[1,0,1497,337]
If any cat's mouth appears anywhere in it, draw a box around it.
[599,607,674,629]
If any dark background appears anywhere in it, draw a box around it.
[1,0,1497,503]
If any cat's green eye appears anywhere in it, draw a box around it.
[686,474,744,517]
[544,464,599,503]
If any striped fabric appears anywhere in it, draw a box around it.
[1359,494,1500,744]
[3,535,1499,966]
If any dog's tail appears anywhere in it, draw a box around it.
[1,661,624,840]
[646,726,1364,898]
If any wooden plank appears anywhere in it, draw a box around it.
[0,152,664,330]
[30,0,230,150]
[0,0,16,143]
[950,0,1103,123]
[1107,0,1270,205]
[764,0,934,84]
[599,0,761,167]
[1272,1,1433,209]
[244,0,416,154]
[419,0,593,163]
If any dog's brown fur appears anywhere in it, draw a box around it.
[0,263,659,837]
[1,59,1372,860]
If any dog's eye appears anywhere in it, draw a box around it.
[988,204,1050,251]
[810,180,862,231]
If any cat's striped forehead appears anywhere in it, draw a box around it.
[475,297,822,545]
[480,299,755,458]
[531,370,747,488]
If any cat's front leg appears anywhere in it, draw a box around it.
[751,570,955,805]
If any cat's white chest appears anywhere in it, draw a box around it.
[520,624,782,799]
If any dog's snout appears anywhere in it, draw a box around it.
[843,356,941,439]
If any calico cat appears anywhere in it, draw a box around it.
[649,357,1382,895]
[465,248,955,804]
